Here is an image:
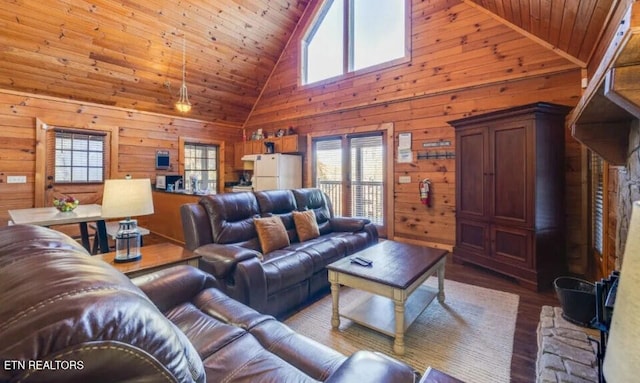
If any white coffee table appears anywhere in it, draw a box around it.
[327,241,448,355]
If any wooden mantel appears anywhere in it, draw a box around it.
[568,1,640,165]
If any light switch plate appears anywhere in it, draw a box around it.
[7,175,27,183]
[399,176,411,184]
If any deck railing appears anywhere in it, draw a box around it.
[317,180,383,225]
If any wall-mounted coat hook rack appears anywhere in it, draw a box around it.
[417,151,455,160]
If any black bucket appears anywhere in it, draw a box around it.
[553,277,596,327]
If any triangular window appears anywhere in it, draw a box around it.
[301,0,409,85]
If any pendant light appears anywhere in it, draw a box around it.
[175,35,191,113]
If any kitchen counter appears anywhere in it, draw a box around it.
[139,191,207,244]
[153,187,216,196]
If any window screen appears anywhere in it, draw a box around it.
[54,131,104,183]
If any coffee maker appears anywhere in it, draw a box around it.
[264,141,275,154]
[239,171,251,185]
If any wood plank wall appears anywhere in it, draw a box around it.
[244,0,587,273]
[0,89,241,225]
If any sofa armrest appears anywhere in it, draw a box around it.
[181,203,213,250]
[195,243,262,279]
[330,217,371,232]
[131,265,218,313]
[325,351,417,383]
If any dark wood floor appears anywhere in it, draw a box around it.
[141,234,557,382]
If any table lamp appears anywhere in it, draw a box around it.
[101,177,154,263]
[603,200,640,382]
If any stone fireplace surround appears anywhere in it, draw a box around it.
[616,122,640,268]
[536,306,599,383]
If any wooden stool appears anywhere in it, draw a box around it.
[90,221,150,254]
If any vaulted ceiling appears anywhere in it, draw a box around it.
[0,0,616,125]
[465,0,615,65]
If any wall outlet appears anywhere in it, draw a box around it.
[399,175,411,184]
[7,175,27,184]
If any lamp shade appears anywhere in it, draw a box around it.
[603,200,640,382]
[101,178,154,218]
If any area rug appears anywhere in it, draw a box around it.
[284,277,519,383]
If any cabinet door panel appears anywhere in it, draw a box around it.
[456,128,488,219]
[251,141,265,154]
[456,219,489,254]
[281,135,299,152]
[491,123,532,226]
[491,225,533,268]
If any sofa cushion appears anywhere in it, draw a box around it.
[262,250,315,293]
[293,210,320,242]
[255,216,290,254]
[291,236,347,273]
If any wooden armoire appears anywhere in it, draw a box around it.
[449,103,572,291]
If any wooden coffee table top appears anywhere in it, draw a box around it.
[327,241,448,289]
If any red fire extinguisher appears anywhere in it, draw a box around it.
[419,178,431,207]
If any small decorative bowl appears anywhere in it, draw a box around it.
[53,197,79,212]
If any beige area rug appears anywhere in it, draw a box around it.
[285,277,519,383]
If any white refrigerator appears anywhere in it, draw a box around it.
[253,154,302,191]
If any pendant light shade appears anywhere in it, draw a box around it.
[175,35,191,113]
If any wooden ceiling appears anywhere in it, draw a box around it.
[0,0,617,124]
[466,0,616,66]
[0,0,309,125]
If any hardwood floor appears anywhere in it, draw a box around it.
[138,234,559,382]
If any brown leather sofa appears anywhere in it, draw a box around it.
[181,188,378,317]
[0,225,417,383]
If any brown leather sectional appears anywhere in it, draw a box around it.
[0,224,417,382]
[181,188,379,317]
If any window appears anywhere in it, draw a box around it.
[183,142,218,193]
[54,130,105,183]
[302,0,408,85]
[315,139,344,215]
[313,133,385,225]
[350,135,384,224]
[591,152,605,254]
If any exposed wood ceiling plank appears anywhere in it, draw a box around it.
[462,0,586,67]
[468,0,614,65]
[548,0,566,46]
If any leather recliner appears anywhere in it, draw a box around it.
[0,225,417,383]
[181,188,379,318]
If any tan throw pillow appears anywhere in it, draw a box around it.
[293,210,320,242]
[254,216,290,254]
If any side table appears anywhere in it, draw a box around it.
[95,242,199,278]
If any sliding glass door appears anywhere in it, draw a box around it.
[313,132,386,236]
